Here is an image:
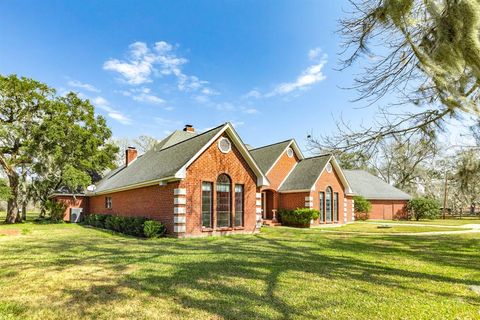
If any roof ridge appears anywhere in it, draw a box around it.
[301,153,332,161]
[155,123,227,152]
[250,139,293,151]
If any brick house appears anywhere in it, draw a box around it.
[51,122,410,237]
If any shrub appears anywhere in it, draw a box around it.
[407,197,441,221]
[83,213,165,238]
[280,208,319,228]
[45,200,67,222]
[353,196,371,221]
[143,220,166,238]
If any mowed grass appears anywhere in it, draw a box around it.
[0,218,479,319]
[315,223,469,233]
[364,219,480,226]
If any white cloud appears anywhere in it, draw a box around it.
[91,96,132,125]
[67,80,100,93]
[103,41,217,97]
[118,87,166,105]
[267,53,327,97]
[308,47,322,61]
[242,89,261,99]
[243,108,259,114]
[230,120,245,128]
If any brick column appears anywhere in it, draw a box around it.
[343,198,348,224]
[351,199,355,221]
[305,196,313,208]
[255,192,262,228]
[173,188,187,235]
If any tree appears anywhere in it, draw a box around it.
[407,197,441,220]
[111,135,157,166]
[0,75,117,223]
[353,195,372,220]
[0,178,10,201]
[454,149,480,215]
[318,0,480,153]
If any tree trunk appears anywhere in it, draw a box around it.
[5,173,21,223]
[21,203,27,221]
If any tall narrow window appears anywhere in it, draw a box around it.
[234,184,244,227]
[319,192,325,222]
[105,196,112,209]
[216,174,231,227]
[334,192,339,222]
[202,182,213,228]
[325,187,333,222]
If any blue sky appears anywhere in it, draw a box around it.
[0,0,404,152]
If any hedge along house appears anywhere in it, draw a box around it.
[344,170,412,220]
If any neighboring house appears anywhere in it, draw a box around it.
[344,170,412,220]
[51,122,410,237]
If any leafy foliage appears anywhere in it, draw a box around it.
[407,197,441,221]
[353,196,371,221]
[0,179,10,201]
[45,200,67,223]
[279,208,320,228]
[84,214,165,238]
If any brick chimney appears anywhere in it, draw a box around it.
[183,124,195,133]
[125,147,137,166]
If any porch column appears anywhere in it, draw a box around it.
[256,192,262,228]
[173,188,187,235]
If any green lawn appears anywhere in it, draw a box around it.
[315,223,470,233]
[0,221,478,319]
[364,219,480,226]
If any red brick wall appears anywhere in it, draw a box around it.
[180,133,259,236]
[369,200,408,220]
[310,163,347,224]
[279,192,310,211]
[267,149,299,190]
[88,182,179,233]
[53,195,88,221]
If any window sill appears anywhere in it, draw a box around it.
[233,226,245,230]
[202,228,214,232]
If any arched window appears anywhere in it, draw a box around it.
[325,187,333,222]
[216,174,231,227]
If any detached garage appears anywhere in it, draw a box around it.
[344,170,412,220]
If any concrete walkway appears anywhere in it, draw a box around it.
[365,221,480,229]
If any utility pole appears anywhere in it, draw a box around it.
[442,169,448,220]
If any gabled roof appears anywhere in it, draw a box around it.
[250,139,304,174]
[343,170,412,200]
[155,130,197,150]
[91,123,268,195]
[278,154,331,192]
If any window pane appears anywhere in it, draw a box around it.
[334,193,339,221]
[216,174,231,227]
[202,182,212,228]
[319,192,324,222]
[326,187,332,222]
[235,184,244,226]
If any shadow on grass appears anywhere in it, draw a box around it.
[1,227,479,319]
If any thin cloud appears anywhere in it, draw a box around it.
[91,96,132,125]
[67,80,100,93]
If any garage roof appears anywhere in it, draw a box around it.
[344,170,412,200]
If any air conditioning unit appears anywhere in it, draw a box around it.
[70,208,83,223]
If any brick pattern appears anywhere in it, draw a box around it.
[53,195,88,221]
[255,192,262,228]
[369,200,408,220]
[88,182,179,234]
[279,192,310,210]
[173,188,187,233]
[267,149,299,190]
[178,133,259,237]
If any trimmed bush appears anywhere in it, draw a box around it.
[353,196,371,221]
[407,197,441,221]
[279,208,320,228]
[45,200,67,223]
[143,220,166,238]
[83,214,165,238]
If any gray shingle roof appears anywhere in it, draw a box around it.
[155,130,197,150]
[278,155,331,191]
[250,140,292,174]
[344,170,412,200]
[93,124,226,194]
